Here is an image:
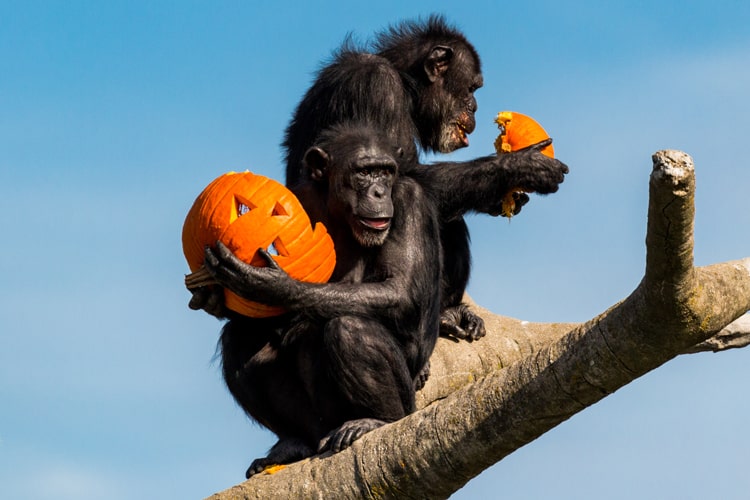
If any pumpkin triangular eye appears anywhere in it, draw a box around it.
[235,195,256,218]
[272,201,289,217]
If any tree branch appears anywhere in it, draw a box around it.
[208,151,750,500]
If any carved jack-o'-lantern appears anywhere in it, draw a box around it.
[182,171,336,317]
[493,111,556,218]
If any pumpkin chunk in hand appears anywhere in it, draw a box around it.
[493,111,555,218]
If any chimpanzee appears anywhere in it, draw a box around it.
[282,15,569,340]
[203,123,442,477]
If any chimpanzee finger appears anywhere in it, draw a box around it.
[213,241,236,261]
[512,193,530,215]
[335,429,352,452]
[518,137,553,152]
[329,431,344,453]
[203,245,220,270]
[443,323,469,340]
[347,426,365,446]
[205,243,247,284]
[256,248,282,270]
[213,241,255,275]
[317,434,331,453]
[561,160,570,175]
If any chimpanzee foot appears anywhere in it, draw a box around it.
[440,303,486,341]
[246,437,315,478]
[317,418,386,454]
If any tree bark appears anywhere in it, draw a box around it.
[208,150,750,500]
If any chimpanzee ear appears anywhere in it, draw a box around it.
[424,45,454,82]
[303,146,330,181]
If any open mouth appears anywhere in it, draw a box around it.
[359,217,392,231]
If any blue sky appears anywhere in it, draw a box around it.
[1,1,748,498]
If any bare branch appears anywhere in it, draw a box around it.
[684,313,750,353]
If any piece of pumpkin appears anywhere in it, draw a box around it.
[182,171,336,318]
[494,111,555,217]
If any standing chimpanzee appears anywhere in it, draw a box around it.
[203,123,442,477]
[282,15,569,341]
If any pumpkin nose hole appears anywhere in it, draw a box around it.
[272,201,289,217]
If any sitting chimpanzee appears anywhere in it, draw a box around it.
[203,123,442,476]
[282,15,569,340]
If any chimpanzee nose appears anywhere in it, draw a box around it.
[371,185,386,198]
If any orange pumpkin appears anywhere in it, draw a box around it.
[494,111,554,158]
[182,171,336,317]
[493,111,555,217]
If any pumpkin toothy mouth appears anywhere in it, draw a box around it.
[359,217,391,231]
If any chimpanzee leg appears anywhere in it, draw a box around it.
[437,220,486,341]
[439,219,471,309]
[220,317,322,477]
[317,315,416,453]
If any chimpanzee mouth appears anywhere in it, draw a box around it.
[359,217,392,231]
[456,123,469,146]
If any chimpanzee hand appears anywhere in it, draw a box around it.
[203,242,296,306]
[440,303,486,341]
[506,138,569,194]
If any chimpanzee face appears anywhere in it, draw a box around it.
[443,47,483,152]
[304,129,400,248]
[417,44,484,154]
[337,145,397,247]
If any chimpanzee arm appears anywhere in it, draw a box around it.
[203,180,441,321]
[204,243,407,318]
[410,140,569,221]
